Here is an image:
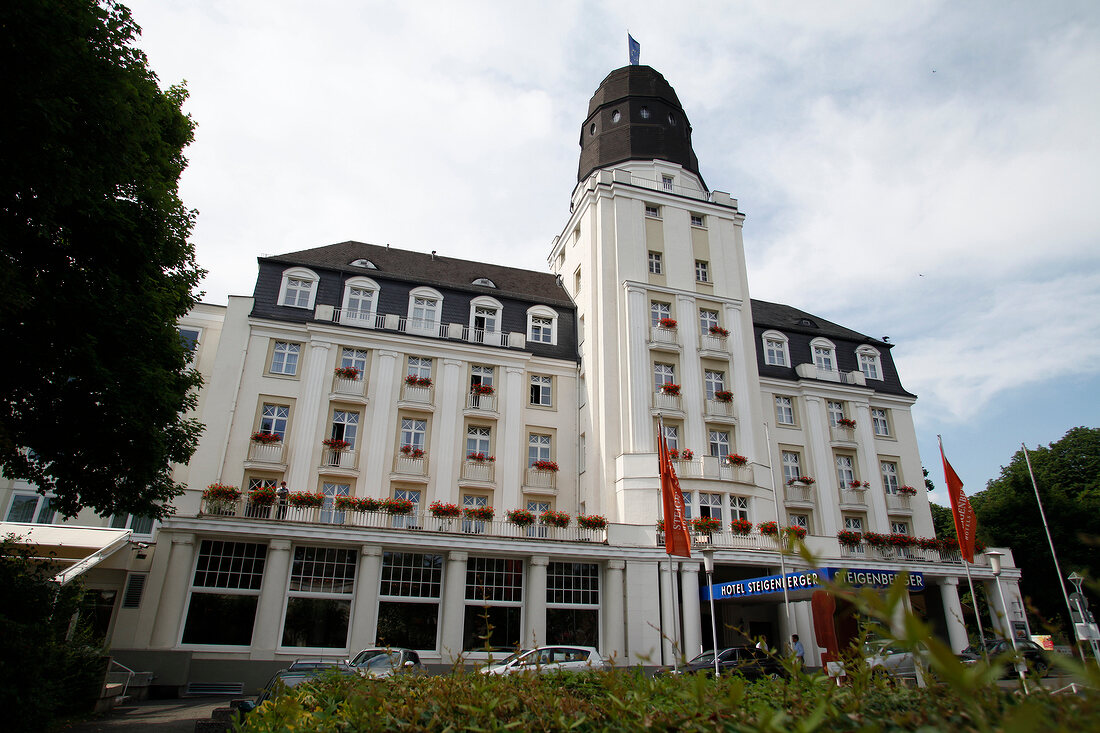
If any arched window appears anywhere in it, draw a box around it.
[526,305,559,346]
[857,346,882,381]
[469,296,503,345]
[810,338,837,372]
[407,286,443,336]
[277,267,319,310]
[349,258,377,269]
[761,330,790,367]
[341,276,380,326]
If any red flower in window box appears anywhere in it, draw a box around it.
[898,485,917,496]
[429,501,461,518]
[785,525,808,540]
[250,431,281,444]
[336,496,378,512]
[466,452,496,463]
[381,497,414,515]
[691,516,722,533]
[577,514,608,530]
[786,476,815,486]
[916,536,941,551]
[287,492,325,508]
[334,366,360,379]
[849,480,869,489]
[863,532,889,548]
[323,438,350,451]
[837,530,863,548]
[659,383,681,396]
[532,460,559,472]
[655,519,665,532]
[506,509,535,527]
[837,418,857,429]
[713,390,733,403]
[405,375,432,387]
[540,509,571,528]
[726,454,748,467]
[678,449,694,461]
[400,445,425,459]
[248,487,277,506]
[463,506,495,522]
[708,325,730,337]
[730,518,753,535]
[757,521,779,536]
[203,483,241,502]
[470,383,495,396]
[658,318,678,329]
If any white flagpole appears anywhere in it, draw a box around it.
[938,435,986,656]
[658,414,682,668]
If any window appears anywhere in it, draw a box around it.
[401,418,427,450]
[640,106,650,119]
[260,403,289,439]
[789,513,809,531]
[708,430,730,458]
[574,268,581,294]
[178,327,201,354]
[827,401,845,428]
[527,499,551,538]
[698,309,719,336]
[844,516,864,533]
[527,306,558,345]
[775,396,795,425]
[340,348,368,377]
[471,364,494,390]
[407,356,432,381]
[891,521,910,535]
[763,331,789,367]
[730,496,749,522]
[270,341,300,376]
[407,287,443,335]
[781,451,802,485]
[111,513,155,537]
[392,488,421,528]
[661,176,674,191]
[858,347,882,380]
[530,375,552,406]
[648,251,663,274]
[248,477,277,491]
[871,408,890,437]
[547,562,600,647]
[695,260,709,283]
[650,301,672,328]
[342,277,379,323]
[699,492,723,521]
[813,341,836,371]
[466,426,491,456]
[350,258,377,269]
[6,492,56,524]
[320,482,350,524]
[881,461,900,494]
[653,363,675,392]
[463,557,524,650]
[835,455,856,487]
[411,296,439,325]
[473,277,496,288]
[645,204,661,218]
[469,297,502,339]
[182,540,266,646]
[278,267,319,309]
[704,369,725,399]
[690,214,705,228]
[281,546,356,649]
[377,552,442,650]
[528,433,552,465]
[462,494,490,533]
[660,424,679,452]
[329,410,359,449]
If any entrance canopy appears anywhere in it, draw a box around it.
[702,567,925,603]
[0,522,132,586]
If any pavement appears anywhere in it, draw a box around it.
[58,698,230,733]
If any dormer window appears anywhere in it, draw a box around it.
[277,267,320,310]
[858,346,883,380]
[341,277,380,326]
[810,338,837,372]
[472,278,497,288]
[762,330,790,367]
[350,259,377,269]
[527,305,558,345]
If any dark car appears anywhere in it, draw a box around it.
[347,647,426,678]
[958,638,1050,677]
[661,646,785,679]
[237,660,358,714]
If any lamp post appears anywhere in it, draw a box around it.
[1068,572,1100,666]
[985,551,1029,692]
[701,547,720,678]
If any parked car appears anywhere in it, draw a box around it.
[958,638,1051,677]
[863,641,927,682]
[237,660,357,714]
[659,646,785,679]
[479,645,609,675]
[347,647,426,678]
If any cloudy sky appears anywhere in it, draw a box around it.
[126,0,1100,503]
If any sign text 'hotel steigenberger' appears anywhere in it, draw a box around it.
[701,567,925,602]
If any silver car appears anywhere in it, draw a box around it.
[864,641,927,682]
[480,645,609,675]
[347,648,425,678]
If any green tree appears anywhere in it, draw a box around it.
[0,0,204,519]
[970,427,1100,636]
[930,502,957,542]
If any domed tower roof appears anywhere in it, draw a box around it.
[577,65,703,186]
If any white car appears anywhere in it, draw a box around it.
[864,641,927,683]
[480,645,609,675]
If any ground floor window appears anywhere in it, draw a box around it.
[462,605,521,652]
[282,598,351,648]
[546,608,599,647]
[181,594,259,645]
[377,601,440,650]
[181,540,266,646]
[546,561,600,647]
[464,557,523,650]
[378,552,443,650]
[281,546,356,649]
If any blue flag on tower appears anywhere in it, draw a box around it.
[628,34,640,65]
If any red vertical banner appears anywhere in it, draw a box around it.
[939,439,977,563]
[659,431,692,557]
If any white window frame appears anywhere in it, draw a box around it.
[660,424,680,452]
[407,286,443,334]
[471,364,495,390]
[469,296,503,337]
[650,301,671,328]
[835,454,856,487]
[269,341,301,376]
[526,305,559,345]
[341,276,380,323]
[844,516,864,533]
[278,267,319,309]
[330,409,360,449]
[695,260,709,283]
[466,425,491,455]
[407,356,432,381]
[340,348,369,377]
[730,496,749,522]
[891,521,910,535]
[698,309,719,336]
[260,403,290,439]
[827,400,845,428]
[871,408,891,437]
[690,213,705,228]
[5,491,56,524]
[762,331,790,367]
[881,460,900,494]
[698,492,723,522]
[704,369,725,399]
[648,251,663,274]
[645,204,661,218]
[775,395,795,425]
[653,363,676,392]
[811,338,837,372]
[781,451,802,485]
[858,346,882,381]
[528,433,552,465]
[401,418,427,449]
[661,176,674,192]
[708,429,730,458]
[530,374,552,407]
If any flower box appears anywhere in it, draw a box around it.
[730,518,753,535]
[679,449,694,461]
[250,431,281,444]
[248,487,277,506]
[655,519,665,531]
[429,501,461,518]
[577,514,608,530]
[466,452,495,463]
[692,516,722,533]
[400,445,425,458]
[863,532,889,548]
[540,509,571,528]
[463,506,495,522]
[786,476,815,486]
[335,496,380,512]
[726,454,748,467]
[836,418,857,429]
[506,509,535,527]
[334,366,360,379]
[886,533,916,547]
[898,485,917,496]
[405,375,432,388]
[286,492,324,508]
[708,325,730,337]
[916,537,941,550]
[382,497,414,515]
[757,521,779,537]
[323,438,351,451]
[531,460,559,472]
[470,383,495,396]
[203,483,241,502]
[849,480,870,489]
[836,530,863,548]
[658,318,678,329]
[659,383,681,396]
[713,390,733,403]
[785,525,808,540]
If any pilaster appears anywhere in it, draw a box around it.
[524,555,549,647]
[500,367,525,509]
[149,533,195,649]
[604,560,625,664]
[431,358,464,502]
[364,349,400,485]
[252,539,293,658]
[938,577,969,652]
[348,545,383,652]
[680,562,702,659]
[286,340,333,490]
[440,550,469,663]
[625,284,652,452]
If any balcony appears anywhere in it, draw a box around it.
[703,398,735,420]
[885,493,913,512]
[460,459,496,483]
[460,327,506,347]
[660,530,781,552]
[717,463,754,484]
[524,467,558,490]
[332,374,367,399]
[672,459,702,478]
[653,391,683,412]
[698,332,727,354]
[784,483,815,504]
[321,448,357,470]
[465,391,497,412]
[333,308,385,329]
[838,488,869,507]
[247,441,284,464]
[829,425,858,444]
[649,325,680,350]
[400,383,434,405]
[394,452,428,477]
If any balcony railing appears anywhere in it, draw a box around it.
[659,530,782,551]
[653,391,682,411]
[394,453,428,476]
[785,484,815,503]
[885,493,913,511]
[524,467,558,490]
[247,441,284,463]
[332,374,367,397]
[839,488,869,506]
[401,383,434,404]
[829,425,858,443]
[198,499,606,543]
[321,448,357,470]
[703,398,734,418]
[699,333,727,353]
[465,392,497,411]
[672,459,702,478]
[460,460,496,482]
[461,327,506,346]
[333,309,385,329]
[717,464,753,484]
[649,325,679,347]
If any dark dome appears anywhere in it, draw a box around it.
[577,65,703,185]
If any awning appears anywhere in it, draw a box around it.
[0,522,132,585]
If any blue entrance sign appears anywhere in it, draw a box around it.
[701,567,924,602]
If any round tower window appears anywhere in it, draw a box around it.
[640,106,650,119]
[589,123,596,135]
[611,110,621,123]
[668,113,677,126]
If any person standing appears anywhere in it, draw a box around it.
[792,634,805,666]
[276,481,289,519]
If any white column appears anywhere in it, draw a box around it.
[676,294,705,455]
[680,562,702,659]
[625,560,662,666]
[499,366,525,510]
[624,284,652,453]
[984,580,1012,637]
[525,555,549,647]
[793,600,814,666]
[852,401,888,531]
[431,358,464,502]
[286,340,333,490]
[658,559,676,663]
[440,550,468,663]
[604,560,626,664]
[364,349,399,483]
[149,533,195,649]
[252,539,293,658]
[724,303,757,460]
[348,545,382,653]
[939,577,969,652]
[801,396,839,537]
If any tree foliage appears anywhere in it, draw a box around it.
[0,0,204,519]
[970,426,1100,634]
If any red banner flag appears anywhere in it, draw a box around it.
[939,438,977,563]
[659,431,692,558]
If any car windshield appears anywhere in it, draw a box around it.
[360,652,401,670]
[494,649,530,666]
